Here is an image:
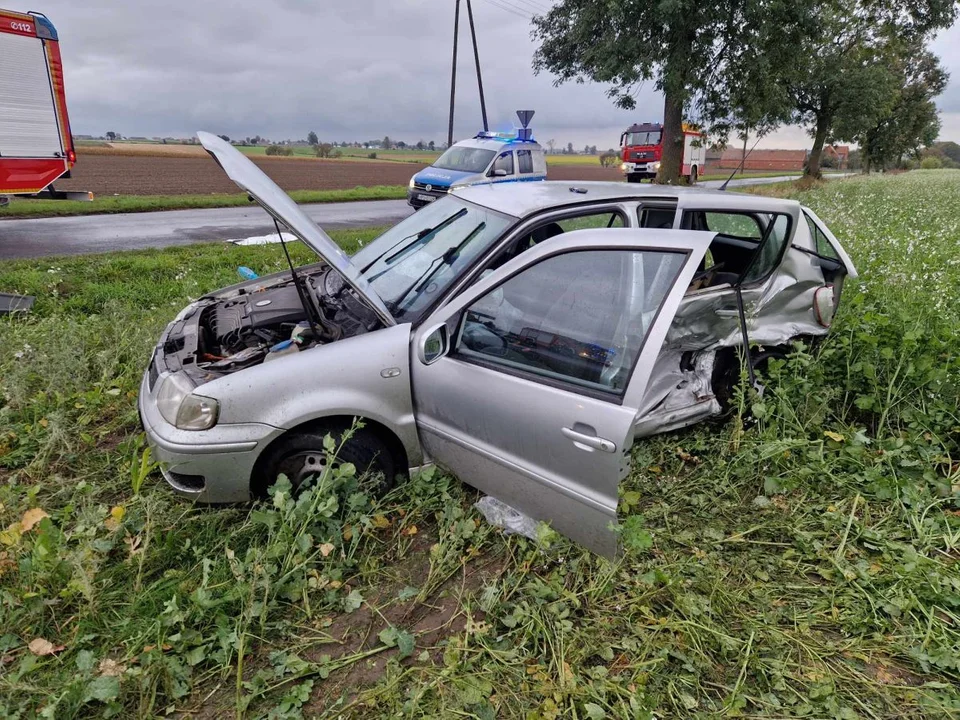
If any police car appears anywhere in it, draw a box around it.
[408,111,547,209]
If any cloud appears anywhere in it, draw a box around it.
[37,0,960,148]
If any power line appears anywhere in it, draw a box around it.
[477,0,533,20]
[509,0,553,15]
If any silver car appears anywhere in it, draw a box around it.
[139,133,857,557]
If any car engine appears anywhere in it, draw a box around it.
[154,267,382,383]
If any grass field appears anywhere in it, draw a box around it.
[1,172,959,718]
[0,186,407,219]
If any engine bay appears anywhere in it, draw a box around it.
[157,267,382,383]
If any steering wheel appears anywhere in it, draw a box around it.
[690,262,727,288]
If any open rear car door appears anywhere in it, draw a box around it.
[410,228,712,557]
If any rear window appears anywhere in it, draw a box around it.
[804,214,840,260]
[517,149,534,174]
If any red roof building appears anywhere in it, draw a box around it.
[718,148,807,171]
[823,145,850,169]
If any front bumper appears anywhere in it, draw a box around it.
[407,187,449,209]
[138,371,282,503]
[622,162,658,178]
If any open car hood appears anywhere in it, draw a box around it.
[197,131,395,327]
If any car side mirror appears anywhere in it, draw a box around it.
[418,323,449,365]
[493,168,508,177]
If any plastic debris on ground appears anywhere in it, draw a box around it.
[0,293,34,314]
[474,496,539,540]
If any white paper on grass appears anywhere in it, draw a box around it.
[228,232,298,246]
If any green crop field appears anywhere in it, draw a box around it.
[0,171,958,718]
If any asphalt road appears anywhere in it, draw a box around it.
[0,199,413,260]
[0,175,814,260]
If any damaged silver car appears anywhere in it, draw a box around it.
[139,132,857,557]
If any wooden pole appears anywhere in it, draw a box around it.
[447,0,461,148]
[465,0,488,132]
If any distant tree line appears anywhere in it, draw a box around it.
[533,0,957,182]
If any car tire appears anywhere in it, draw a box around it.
[690,166,698,185]
[252,426,397,499]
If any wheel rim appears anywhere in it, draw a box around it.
[276,450,331,490]
[273,447,391,496]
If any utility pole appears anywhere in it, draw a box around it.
[447,0,461,148]
[465,0,488,132]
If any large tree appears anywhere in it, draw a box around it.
[860,47,948,171]
[787,0,956,179]
[532,0,806,183]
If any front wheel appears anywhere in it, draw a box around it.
[252,426,397,498]
[689,166,698,185]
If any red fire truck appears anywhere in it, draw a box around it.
[0,8,89,206]
[619,122,706,184]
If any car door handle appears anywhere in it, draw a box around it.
[562,427,617,453]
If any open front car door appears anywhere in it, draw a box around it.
[410,228,712,557]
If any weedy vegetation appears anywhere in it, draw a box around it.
[0,172,958,718]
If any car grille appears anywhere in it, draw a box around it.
[413,182,449,194]
[630,151,654,160]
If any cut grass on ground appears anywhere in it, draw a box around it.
[0,186,407,218]
[1,171,959,718]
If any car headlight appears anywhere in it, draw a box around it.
[157,373,219,430]
[176,394,220,430]
[651,161,661,170]
[621,163,628,171]
[408,176,416,188]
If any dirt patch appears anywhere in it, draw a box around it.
[80,143,209,158]
[301,532,507,714]
[57,154,428,196]
[58,151,623,197]
[546,164,624,182]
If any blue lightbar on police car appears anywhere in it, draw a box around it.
[473,131,537,143]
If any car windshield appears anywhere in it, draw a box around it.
[432,146,496,173]
[625,131,661,146]
[354,197,515,322]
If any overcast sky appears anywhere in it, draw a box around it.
[35,0,960,150]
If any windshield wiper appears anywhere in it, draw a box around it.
[388,222,486,317]
[362,208,468,278]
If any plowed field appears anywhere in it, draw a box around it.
[55,152,623,196]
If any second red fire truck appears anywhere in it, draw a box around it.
[620,122,706,184]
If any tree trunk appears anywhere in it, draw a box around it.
[656,93,684,185]
[741,131,748,175]
[805,115,829,180]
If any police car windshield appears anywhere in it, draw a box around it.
[355,197,514,321]
[433,146,497,173]
[626,131,661,146]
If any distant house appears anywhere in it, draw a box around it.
[719,148,807,171]
[823,145,850,169]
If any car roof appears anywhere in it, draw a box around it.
[453,181,800,218]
